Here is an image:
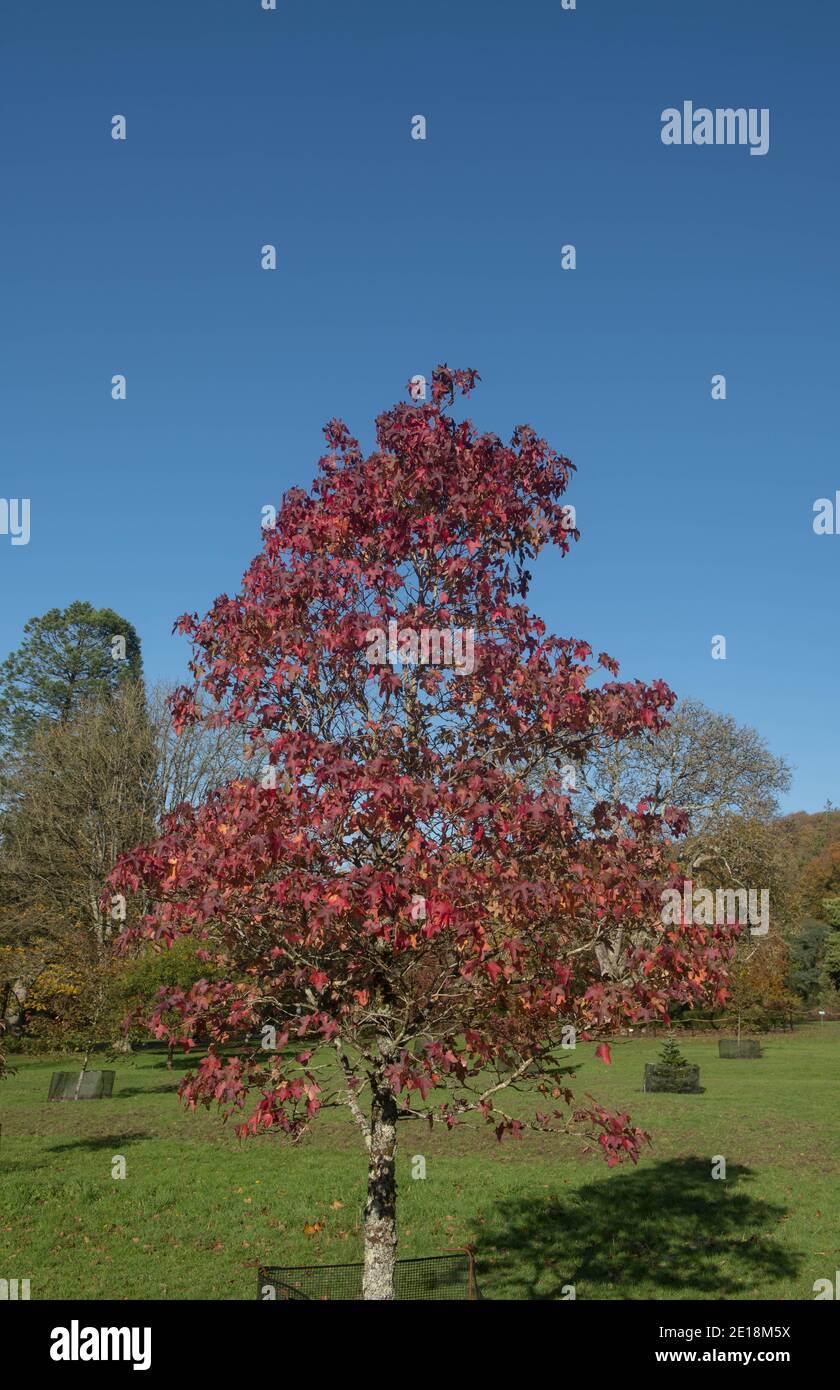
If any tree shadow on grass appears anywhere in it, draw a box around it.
[47,1131,152,1153]
[113,1084,181,1097]
[475,1157,801,1301]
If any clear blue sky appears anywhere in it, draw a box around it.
[1,0,837,813]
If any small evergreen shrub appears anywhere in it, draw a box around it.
[644,1034,701,1093]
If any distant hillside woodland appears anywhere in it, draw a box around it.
[0,603,839,1067]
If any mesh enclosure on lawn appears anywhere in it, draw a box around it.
[48,1070,115,1100]
[258,1252,480,1301]
[719,1038,762,1058]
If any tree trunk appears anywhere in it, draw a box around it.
[73,1048,92,1101]
[4,979,27,1038]
[362,1089,398,1300]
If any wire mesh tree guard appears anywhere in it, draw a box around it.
[719,1038,763,1058]
[47,1070,115,1100]
[258,1250,481,1301]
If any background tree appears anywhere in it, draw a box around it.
[577,710,800,1028]
[819,897,840,997]
[24,930,129,1093]
[0,597,145,1034]
[577,698,791,831]
[686,815,798,934]
[786,917,830,1003]
[148,681,249,812]
[724,932,796,1036]
[783,821,840,1003]
[572,699,795,924]
[0,669,249,1045]
[799,839,840,918]
[113,366,734,1299]
[118,936,220,1068]
[820,936,840,995]
[777,803,840,874]
[0,600,142,747]
[0,605,144,1041]
[0,682,157,1058]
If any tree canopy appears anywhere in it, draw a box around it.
[111,365,736,1298]
[0,600,142,746]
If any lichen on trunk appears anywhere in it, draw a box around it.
[362,1086,398,1300]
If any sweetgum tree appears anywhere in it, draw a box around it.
[111,367,733,1299]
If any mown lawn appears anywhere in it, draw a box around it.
[1,1025,838,1300]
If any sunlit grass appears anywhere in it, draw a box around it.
[1,1024,837,1299]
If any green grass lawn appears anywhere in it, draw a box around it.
[2,1025,838,1300]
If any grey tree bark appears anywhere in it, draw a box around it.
[362,1086,398,1300]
